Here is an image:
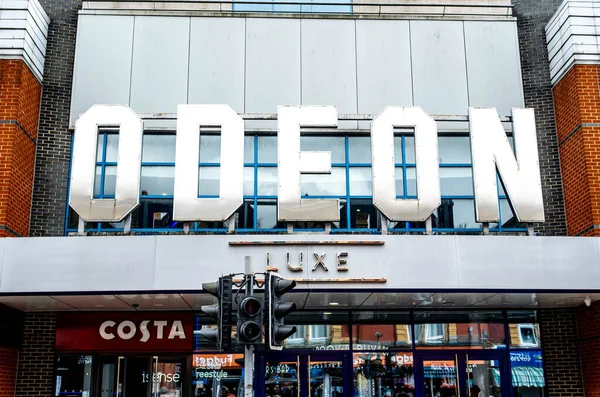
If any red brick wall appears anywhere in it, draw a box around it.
[0,59,41,237]
[0,347,18,397]
[553,64,600,236]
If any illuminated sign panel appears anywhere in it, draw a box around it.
[69,104,544,224]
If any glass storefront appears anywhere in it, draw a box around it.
[55,310,545,397]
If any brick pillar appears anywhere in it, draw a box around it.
[0,347,19,397]
[0,60,42,237]
[15,312,56,397]
[577,302,600,397]
[552,64,600,236]
[540,308,585,396]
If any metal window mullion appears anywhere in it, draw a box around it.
[497,174,503,232]
[254,135,258,231]
[402,136,408,229]
[99,132,108,200]
[345,136,351,230]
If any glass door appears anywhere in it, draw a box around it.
[417,352,507,397]
[258,352,351,397]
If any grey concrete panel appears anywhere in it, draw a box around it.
[356,20,413,113]
[245,18,301,113]
[301,19,357,114]
[130,16,189,114]
[188,18,245,113]
[411,21,469,115]
[464,21,524,116]
[69,15,134,127]
[456,236,600,290]
[0,237,157,293]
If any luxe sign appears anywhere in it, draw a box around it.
[69,105,545,224]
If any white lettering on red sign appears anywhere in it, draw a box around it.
[99,320,186,342]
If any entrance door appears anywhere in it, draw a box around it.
[258,352,351,397]
[418,352,507,397]
[95,356,186,397]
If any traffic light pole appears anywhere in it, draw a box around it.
[244,256,254,397]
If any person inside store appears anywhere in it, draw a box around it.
[470,385,481,397]
[220,386,236,397]
[269,384,282,397]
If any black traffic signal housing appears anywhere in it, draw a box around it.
[236,293,263,345]
[265,272,297,350]
[199,276,233,351]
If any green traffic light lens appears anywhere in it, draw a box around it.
[240,321,261,341]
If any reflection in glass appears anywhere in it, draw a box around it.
[349,168,372,196]
[301,168,346,196]
[466,357,502,397]
[440,168,474,196]
[394,167,405,196]
[394,137,403,164]
[406,167,416,196]
[263,359,298,397]
[284,324,350,349]
[132,199,183,229]
[354,352,414,397]
[257,200,278,229]
[511,324,541,348]
[244,136,254,163]
[105,134,119,162]
[55,356,93,397]
[510,350,544,396]
[349,137,372,163]
[194,354,243,397]
[301,136,345,163]
[142,134,176,162]
[433,199,479,229]
[258,168,278,196]
[234,200,254,229]
[438,136,472,164]
[414,321,505,348]
[199,135,220,163]
[103,166,117,196]
[310,359,344,397]
[198,167,220,196]
[500,199,526,229]
[258,136,277,163]
[244,167,254,196]
[405,137,415,164]
[141,167,175,196]
[422,359,457,397]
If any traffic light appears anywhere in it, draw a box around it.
[237,293,263,345]
[265,272,297,350]
[199,275,233,351]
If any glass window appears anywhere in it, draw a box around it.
[301,168,346,196]
[283,312,349,350]
[433,199,479,229]
[102,166,117,196]
[104,133,119,162]
[510,350,545,396]
[349,168,372,196]
[349,199,377,229]
[354,352,414,397]
[406,167,417,196]
[348,137,371,163]
[141,167,174,196]
[258,136,277,163]
[234,200,254,229]
[301,136,345,163]
[244,136,254,163]
[500,199,526,229]
[198,167,220,196]
[55,356,93,397]
[405,136,415,164]
[199,135,220,163]
[132,199,183,229]
[394,167,405,196]
[310,325,329,340]
[193,353,244,397]
[142,134,175,163]
[393,136,403,164]
[257,199,278,229]
[438,136,472,164]
[414,311,505,348]
[351,312,412,348]
[440,168,474,196]
[257,167,278,196]
[243,167,254,196]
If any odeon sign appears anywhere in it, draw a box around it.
[69,104,544,224]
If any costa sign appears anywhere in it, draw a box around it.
[56,313,193,352]
[69,104,544,224]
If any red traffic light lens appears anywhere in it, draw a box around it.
[241,296,261,317]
